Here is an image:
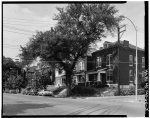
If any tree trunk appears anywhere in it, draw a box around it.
[65,71,72,97]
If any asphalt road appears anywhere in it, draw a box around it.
[3,93,145,117]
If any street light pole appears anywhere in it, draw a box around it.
[124,16,138,101]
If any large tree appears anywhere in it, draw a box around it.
[20,3,122,95]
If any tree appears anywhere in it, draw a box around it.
[3,56,16,90]
[3,56,27,91]
[20,3,123,96]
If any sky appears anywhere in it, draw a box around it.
[3,2,145,61]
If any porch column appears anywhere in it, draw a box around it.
[97,72,101,82]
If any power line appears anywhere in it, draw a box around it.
[3,45,20,47]
[3,17,51,23]
[3,22,52,27]
[4,30,34,35]
[3,37,30,41]
[4,25,35,33]
[3,43,21,46]
[3,20,51,25]
[3,47,20,49]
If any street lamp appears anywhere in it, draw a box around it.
[123,16,138,101]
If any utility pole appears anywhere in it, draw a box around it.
[117,25,126,95]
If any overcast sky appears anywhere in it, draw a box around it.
[3,2,145,60]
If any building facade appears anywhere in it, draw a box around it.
[87,40,145,88]
[73,40,145,88]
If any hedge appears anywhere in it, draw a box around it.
[71,85,97,96]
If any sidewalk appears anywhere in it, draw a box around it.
[69,95,145,103]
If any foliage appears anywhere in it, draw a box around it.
[5,75,24,90]
[3,56,27,91]
[38,74,52,89]
[114,87,145,96]
[71,85,97,96]
[19,4,123,96]
[140,81,145,88]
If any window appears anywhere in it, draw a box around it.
[78,61,84,71]
[106,69,113,83]
[99,57,102,67]
[134,56,136,64]
[81,61,84,70]
[96,57,99,67]
[129,70,133,82]
[80,62,82,70]
[142,57,145,68]
[96,56,102,67]
[129,55,133,66]
[106,54,112,67]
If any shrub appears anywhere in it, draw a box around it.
[71,85,97,96]
[140,81,145,88]
[96,84,109,88]
[114,87,145,96]
[138,89,145,95]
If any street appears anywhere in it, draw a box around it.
[3,93,145,116]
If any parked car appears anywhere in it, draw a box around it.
[38,90,53,96]
[29,89,38,96]
[9,90,17,94]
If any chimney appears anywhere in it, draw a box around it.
[123,40,129,47]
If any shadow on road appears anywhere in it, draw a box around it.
[3,102,54,115]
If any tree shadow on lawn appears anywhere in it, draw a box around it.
[3,102,54,115]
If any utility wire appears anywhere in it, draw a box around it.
[3,17,51,23]
[3,22,51,27]
[4,25,35,33]
[3,45,20,47]
[4,30,34,35]
[3,20,51,25]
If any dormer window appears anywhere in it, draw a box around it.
[104,44,107,49]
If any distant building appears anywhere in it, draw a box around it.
[73,48,97,86]
[55,69,66,87]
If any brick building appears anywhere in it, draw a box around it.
[74,40,145,88]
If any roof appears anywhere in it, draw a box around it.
[118,41,144,51]
[94,40,144,54]
[87,48,98,56]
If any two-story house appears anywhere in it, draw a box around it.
[87,40,145,88]
[73,48,97,86]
